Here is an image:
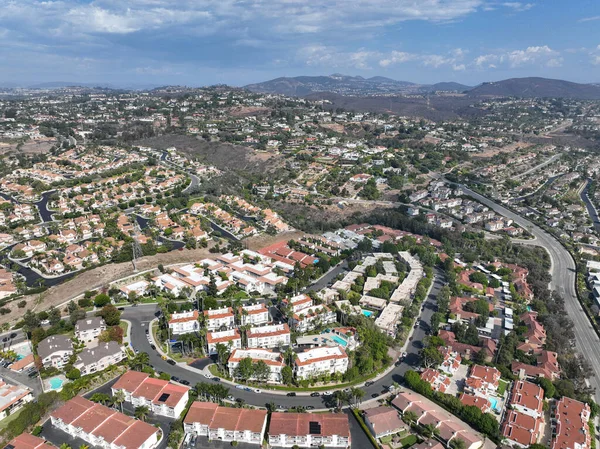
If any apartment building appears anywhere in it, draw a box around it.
[0,379,33,419]
[206,329,242,355]
[111,370,190,419]
[551,397,591,449]
[5,433,50,449]
[228,348,285,383]
[168,310,200,335]
[239,303,270,326]
[37,335,73,369]
[509,380,544,418]
[268,412,351,448]
[184,401,267,445]
[74,341,125,375]
[50,396,160,449]
[75,317,106,343]
[203,307,235,331]
[464,365,501,397]
[246,323,291,349]
[294,346,348,380]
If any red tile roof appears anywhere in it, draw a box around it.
[269,412,350,438]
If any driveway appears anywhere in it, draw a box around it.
[447,364,468,396]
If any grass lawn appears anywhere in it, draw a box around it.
[119,321,129,338]
[380,435,393,445]
[0,407,25,430]
[401,434,418,448]
[498,379,509,395]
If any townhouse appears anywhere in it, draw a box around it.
[204,307,235,331]
[294,346,348,380]
[50,396,160,449]
[509,380,544,418]
[285,294,336,333]
[168,310,200,335]
[464,365,501,397]
[439,347,462,375]
[551,397,591,449]
[0,379,33,419]
[246,323,291,349]
[184,401,267,445]
[111,370,190,419]
[363,406,407,440]
[206,329,242,355]
[501,381,545,448]
[75,316,107,343]
[37,335,73,369]
[239,303,270,326]
[228,348,285,382]
[420,368,451,393]
[74,341,125,376]
[269,412,350,448]
[4,433,51,449]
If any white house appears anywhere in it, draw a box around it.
[268,412,351,448]
[206,329,242,355]
[228,348,285,383]
[294,346,348,380]
[247,323,291,349]
[204,307,235,331]
[75,317,107,343]
[239,303,270,326]
[37,335,73,369]
[168,310,200,335]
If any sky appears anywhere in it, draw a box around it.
[0,0,599,87]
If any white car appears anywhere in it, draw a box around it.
[204,373,212,378]
[254,389,262,394]
[324,391,333,396]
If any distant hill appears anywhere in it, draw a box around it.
[467,77,600,99]
[244,74,465,96]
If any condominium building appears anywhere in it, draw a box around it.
[551,397,591,449]
[247,323,291,349]
[239,303,270,326]
[509,380,544,418]
[0,379,33,420]
[75,316,106,343]
[111,370,190,419]
[37,335,73,369]
[184,401,267,445]
[228,348,285,383]
[50,396,160,449]
[74,341,125,375]
[168,310,200,335]
[206,329,242,355]
[5,433,50,449]
[268,412,351,448]
[294,346,348,380]
[203,307,235,331]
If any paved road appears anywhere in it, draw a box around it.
[581,179,600,234]
[510,153,561,181]
[457,183,600,402]
[123,268,444,408]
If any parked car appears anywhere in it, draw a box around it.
[323,391,333,396]
[287,392,296,397]
[166,359,176,365]
[364,381,374,387]
[305,406,315,410]
[212,377,220,382]
[235,385,245,390]
[310,392,320,397]
[204,373,212,378]
[181,380,190,386]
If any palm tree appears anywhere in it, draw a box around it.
[349,387,365,408]
[422,423,440,439]
[402,410,417,426]
[449,438,466,449]
[79,445,89,449]
[113,389,126,413]
[59,444,71,449]
[134,405,150,422]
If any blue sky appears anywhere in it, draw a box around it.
[0,0,599,87]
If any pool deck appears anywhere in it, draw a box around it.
[43,375,68,393]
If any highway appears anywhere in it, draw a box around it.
[458,183,600,402]
[123,268,445,408]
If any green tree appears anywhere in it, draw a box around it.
[134,405,150,422]
[93,293,111,307]
[234,357,254,381]
[96,304,121,326]
[281,365,293,385]
[420,346,443,369]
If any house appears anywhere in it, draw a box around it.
[363,406,407,439]
[459,394,491,414]
[4,433,52,449]
[294,346,348,380]
[204,307,235,331]
[168,310,200,335]
[509,380,544,418]
[119,280,150,297]
[50,396,160,449]
[184,401,267,445]
[74,341,125,375]
[111,370,190,418]
[439,347,462,375]
[501,410,543,448]
[551,397,591,449]
[0,379,33,419]
[228,348,285,383]
[239,304,270,326]
[512,350,560,380]
[268,412,350,448]
[75,317,107,343]
[420,369,451,393]
[517,312,547,354]
[246,323,291,349]
[206,329,242,355]
[37,335,73,369]
[464,365,501,397]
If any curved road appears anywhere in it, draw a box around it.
[124,269,445,408]
[458,183,600,402]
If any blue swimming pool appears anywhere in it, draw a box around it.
[489,397,500,411]
[331,335,348,347]
[361,309,374,317]
[49,377,64,390]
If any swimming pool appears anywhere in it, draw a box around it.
[49,377,64,390]
[331,335,348,347]
[361,309,374,318]
[489,397,500,411]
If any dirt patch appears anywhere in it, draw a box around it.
[319,123,346,134]
[244,230,307,251]
[0,139,55,155]
[472,141,533,158]
[0,246,219,326]
[229,106,270,117]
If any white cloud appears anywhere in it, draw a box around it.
[502,2,534,12]
[379,51,417,67]
[297,45,381,69]
[505,45,559,67]
[579,16,600,22]
[453,63,466,71]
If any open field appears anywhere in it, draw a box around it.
[0,139,55,155]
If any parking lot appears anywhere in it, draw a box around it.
[0,363,43,397]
